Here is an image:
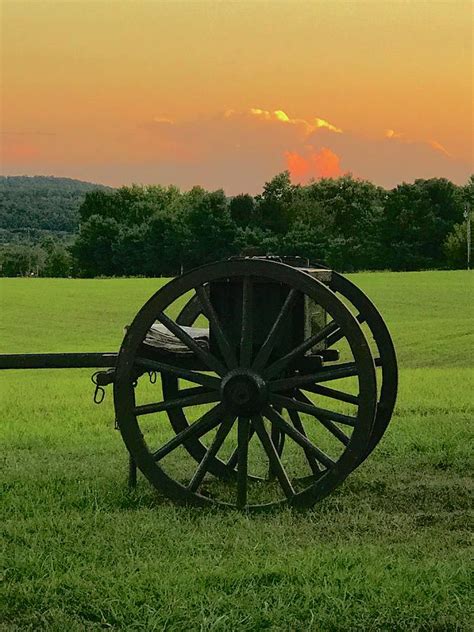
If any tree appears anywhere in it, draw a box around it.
[254,171,297,234]
[230,194,256,228]
[71,215,121,276]
[382,178,464,270]
[181,188,238,269]
[0,244,45,276]
[234,226,281,257]
[141,209,188,276]
[444,212,473,269]
[301,175,385,270]
[114,224,149,276]
[281,220,330,265]
[40,237,72,277]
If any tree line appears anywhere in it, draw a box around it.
[0,173,472,277]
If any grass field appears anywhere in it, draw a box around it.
[1,271,473,631]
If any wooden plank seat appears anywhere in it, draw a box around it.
[144,323,210,355]
[138,323,339,370]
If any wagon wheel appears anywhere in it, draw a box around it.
[324,271,398,462]
[163,268,397,475]
[162,293,286,481]
[114,259,377,510]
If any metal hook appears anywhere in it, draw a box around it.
[91,371,106,404]
[93,384,105,404]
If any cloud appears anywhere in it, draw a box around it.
[429,140,452,158]
[1,141,40,162]
[314,118,343,134]
[385,129,403,139]
[285,148,342,183]
[134,108,469,192]
[152,116,174,125]
[1,109,470,192]
[385,128,452,158]
[245,108,342,136]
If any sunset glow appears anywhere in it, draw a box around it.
[286,148,342,183]
[1,0,472,192]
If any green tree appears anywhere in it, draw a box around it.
[40,237,72,277]
[0,244,46,276]
[254,172,297,234]
[71,215,121,276]
[181,188,238,269]
[234,226,281,257]
[382,178,464,270]
[302,175,385,270]
[444,213,473,269]
[114,224,149,276]
[230,194,256,228]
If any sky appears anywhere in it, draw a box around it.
[1,0,472,194]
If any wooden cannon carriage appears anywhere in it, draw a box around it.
[0,257,397,510]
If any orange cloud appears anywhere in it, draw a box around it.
[314,118,343,133]
[1,108,469,193]
[385,129,403,139]
[1,142,39,164]
[429,140,452,157]
[246,108,342,136]
[385,129,452,157]
[286,147,342,183]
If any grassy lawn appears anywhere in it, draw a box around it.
[1,271,473,631]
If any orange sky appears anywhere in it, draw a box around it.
[1,0,472,193]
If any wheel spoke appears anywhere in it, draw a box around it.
[270,393,356,427]
[264,320,340,379]
[294,392,350,446]
[196,285,238,370]
[302,383,359,405]
[155,311,227,375]
[263,405,335,469]
[240,277,253,367]
[287,409,322,475]
[152,404,223,461]
[175,385,211,398]
[236,416,251,508]
[268,423,282,479]
[134,390,220,416]
[135,357,221,390]
[325,313,366,347]
[253,415,295,499]
[226,425,255,469]
[187,414,236,492]
[252,288,299,372]
[268,362,358,392]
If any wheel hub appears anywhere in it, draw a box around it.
[220,369,268,415]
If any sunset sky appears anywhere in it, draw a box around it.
[1,0,472,194]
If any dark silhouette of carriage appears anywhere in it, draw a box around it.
[1,257,397,510]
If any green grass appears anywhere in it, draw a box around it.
[1,271,473,630]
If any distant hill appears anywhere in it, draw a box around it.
[0,175,111,242]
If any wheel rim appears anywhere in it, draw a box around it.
[326,272,398,462]
[114,259,377,510]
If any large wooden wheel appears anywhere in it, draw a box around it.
[325,271,398,462]
[162,267,397,474]
[114,259,378,510]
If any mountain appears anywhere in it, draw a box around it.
[0,175,111,242]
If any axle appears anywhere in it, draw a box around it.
[0,352,118,370]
